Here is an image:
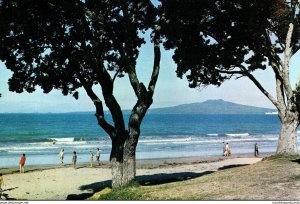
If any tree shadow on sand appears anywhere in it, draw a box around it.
[218,164,248,170]
[0,187,19,200]
[136,170,214,186]
[66,171,214,200]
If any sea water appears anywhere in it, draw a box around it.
[0,113,298,168]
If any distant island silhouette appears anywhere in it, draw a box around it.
[147,99,276,115]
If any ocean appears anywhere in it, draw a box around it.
[0,113,298,168]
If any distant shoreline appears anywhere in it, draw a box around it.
[0,152,273,175]
[0,99,276,114]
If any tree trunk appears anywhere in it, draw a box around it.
[122,101,149,185]
[122,121,140,185]
[110,139,124,189]
[276,111,299,154]
[122,144,136,185]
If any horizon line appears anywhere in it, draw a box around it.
[0,99,275,114]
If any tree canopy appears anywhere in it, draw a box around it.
[0,0,156,97]
[162,0,300,90]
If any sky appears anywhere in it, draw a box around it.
[1,35,300,113]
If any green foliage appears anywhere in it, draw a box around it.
[161,0,300,88]
[0,0,156,98]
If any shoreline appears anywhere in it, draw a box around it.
[0,152,272,175]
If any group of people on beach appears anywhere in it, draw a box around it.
[222,142,259,157]
[59,148,101,169]
[222,142,231,157]
[15,148,101,174]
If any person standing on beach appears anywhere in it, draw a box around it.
[89,151,94,167]
[225,143,231,157]
[222,142,226,156]
[19,154,26,173]
[59,149,64,165]
[72,151,77,169]
[96,148,100,166]
[254,143,259,157]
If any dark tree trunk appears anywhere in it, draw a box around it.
[123,138,136,185]
[122,101,150,185]
[110,139,125,189]
[277,110,299,154]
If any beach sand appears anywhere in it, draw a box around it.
[1,154,265,200]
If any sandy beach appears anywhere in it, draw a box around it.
[0,154,264,200]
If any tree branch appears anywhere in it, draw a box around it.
[147,31,161,97]
[112,69,121,84]
[239,66,279,108]
[275,73,287,121]
[263,30,283,74]
[76,71,115,139]
[281,23,294,102]
[95,65,127,139]
[127,64,143,99]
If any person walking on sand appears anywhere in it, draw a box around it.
[254,143,259,157]
[19,154,26,173]
[96,148,101,166]
[59,149,64,165]
[72,151,77,169]
[89,151,94,167]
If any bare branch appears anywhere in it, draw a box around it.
[281,23,294,102]
[147,32,161,97]
[112,69,121,84]
[239,66,279,108]
[263,30,284,74]
[127,64,142,99]
[76,71,115,138]
[94,66,127,137]
[275,74,287,120]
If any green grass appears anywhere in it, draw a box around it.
[96,181,144,200]
[262,153,300,161]
[98,187,142,200]
[290,174,300,180]
[90,154,300,200]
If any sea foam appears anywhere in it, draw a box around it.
[207,134,219,136]
[226,133,249,137]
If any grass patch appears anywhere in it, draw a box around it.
[97,187,143,200]
[97,181,144,200]
[290,174,300,181]
[89,155,300,200]
[263,153,300,161]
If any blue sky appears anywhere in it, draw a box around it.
[1,33,300,113]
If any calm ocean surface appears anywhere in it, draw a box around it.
[0,113,299,167]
